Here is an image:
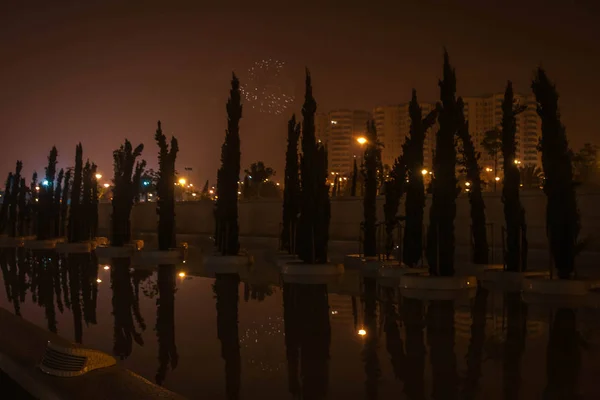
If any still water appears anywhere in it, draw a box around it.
[1,247,600,399]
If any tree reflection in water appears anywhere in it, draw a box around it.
[155,264,179,386]
[362,278,381,399]
[402,296,426,400]
[243,282,274,302]
[463,286,489,399]
[382,288,405,383]
[283,282,331,400]
[427,299,458,400]
[503,291,527,400]
[544,308,585,400]
[0,248,26,317]
[111,257,146,359]
[214,273,241,400]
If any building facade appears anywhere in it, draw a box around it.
[317,109,372,176]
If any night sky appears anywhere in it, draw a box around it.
[1,0,598,185]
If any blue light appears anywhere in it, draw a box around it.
[143,181,150,186]
[42,180,49,186]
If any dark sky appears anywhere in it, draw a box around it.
[1,0,598,185]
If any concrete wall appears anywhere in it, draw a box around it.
[98,189,600,251]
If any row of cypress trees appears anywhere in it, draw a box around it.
[349,51,579,279]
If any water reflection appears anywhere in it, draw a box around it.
[111,257,146,359]
[503,291,528,399]
[214,273,241,400]
[463,286,488,399]
[427,299,458,399]
[544,308,585,399]
[402,297,426,400]
[155,265,179,386]
[284,282,331,399]
[382,288,405,383]
[362,278,381,399]
[243,282,274,302]
[0,248,27,317]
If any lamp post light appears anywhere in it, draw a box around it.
[95,173,102,180]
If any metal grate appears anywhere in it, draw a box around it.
[39,342,116,377]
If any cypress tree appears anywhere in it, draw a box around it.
[53,169,64,238]
[456,97,489,265]
[281,114,301,253]
[501,81,528,272]
[403,90,438,266]
[69,144,83,243]
[37,147,58,240]
[383,157,406,259]
[17,178,27,236]
[0,173,13,235]
[82,161,94,240]
[8,161,23,237]
[363,120,380,257]
[351,158,358,197]
[426,50,459,276]
[215,73,242,255]
[28,172,38,235]
[111,140,146,247]
[155,120,179,251]
[60,169,72,238]
[532,68,579,279]
[90,164,99,239]
[296,69,330,264]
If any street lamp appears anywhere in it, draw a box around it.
[356,137,367,145]
[465,181,471,187]
[178,178,186,186]
[358,329,367,336]
[421,169,428,175]
[95,173,102,180]
[495,176,500,182]
[103,183,110,188]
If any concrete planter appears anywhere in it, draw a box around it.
[521,277,600,308]
[204,252,254,269]
[275,253,299,268]
[457,263,504,278]
[0,236,35,248]
[281,261,344,284]
[24,239,58,250]
[481,270,549,291]
[95,243,140,258]
[400,275,477,301]
[378,265,429,279]
[343,254,364,269]
[133,248,186,265]
[55,242,96,254]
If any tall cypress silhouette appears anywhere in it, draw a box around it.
[427,51,459,276]
[215,73,242,255]
[7,161,23,238]
[463,287,488,399]
[456,97,489,264]
[53,169,64,238]
[296,70,330,264]
[281,114,301,254]
[155,121,179,250]
[403,91,438,267]
[402,298,426,399]
[501,81,528,272]
[503,292,528,400]
[37,147,58,240]
[532,68,580,279]
[351,158,358,196]
[69,144,83,243]
[383,157,406,259]
[427,300,458,399]
[111,141,145,247]
[0,173,13,235]
[363,121,380,258]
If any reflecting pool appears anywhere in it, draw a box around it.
[1,247,600,399]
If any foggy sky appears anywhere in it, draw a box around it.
[1,0,598,185]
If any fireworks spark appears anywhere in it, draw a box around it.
[241,58,295,115]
